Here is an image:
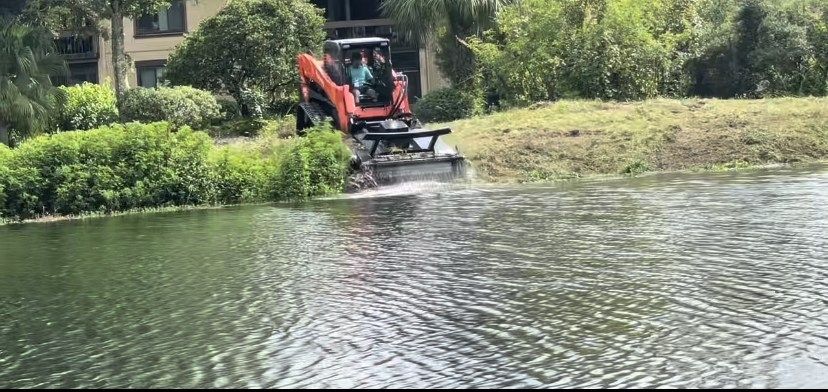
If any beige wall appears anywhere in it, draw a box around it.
[98,0,229,87]
[419,44,449,94]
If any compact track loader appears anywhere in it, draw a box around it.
[296,38,465,187]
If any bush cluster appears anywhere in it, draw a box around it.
[414,87,479,123]
[0,122,350,220]
[216,96,241,122]
[467,0,828,107]
[57,82,119,131]
[274,125,351,200]
[120,86,223,129]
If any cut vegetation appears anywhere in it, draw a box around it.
[443,98,828,182]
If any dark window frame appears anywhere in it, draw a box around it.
[349,0,382,21]
[134,0,187,38]
[135,59,167,88]
[54,60,100,86]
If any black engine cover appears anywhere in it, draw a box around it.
[377,119,410,133]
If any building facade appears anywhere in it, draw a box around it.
[59,0,446,100]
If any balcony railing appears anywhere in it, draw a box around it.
[55,35,98,61]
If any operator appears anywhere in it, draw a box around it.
[371,48,393,102]
[348,51,376,104]
[323,53,345,86]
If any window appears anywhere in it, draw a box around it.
[312,0,382,22]
[136,0,185,36]
[349,0,382,20]
[136,60,166,88]
[390,50,419,71]
[54,35,97,60]
[311,0,346,21]
[390,50,421,101]
[54,62,99,86]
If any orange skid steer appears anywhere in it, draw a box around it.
[296,37,465,187]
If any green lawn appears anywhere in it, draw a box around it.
[441,98,828,182]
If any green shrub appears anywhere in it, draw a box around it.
[216,96,240,121]
[208,147,276,205]
[275,125,351,200]
[691,0,828,97]
[414,87,478,123]
[471,0,828,103]
[208,118,266,138]
[0,122,215,219]
[118,88,159,123]
[208,117,296,139]
[0,144,10,209]
[0,122,352,220]
[120,86,222,129]
[470,0,673,104]
[58,82,119,131]
[0,143,10,162]
[260,116,296,139]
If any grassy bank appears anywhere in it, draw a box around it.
[443,98,828,182]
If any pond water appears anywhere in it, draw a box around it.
[2,165,827,388]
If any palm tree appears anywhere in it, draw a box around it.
[380,0,515,85]
[0,19,66,145]
[381,0,512,43]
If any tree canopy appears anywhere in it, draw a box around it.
[466,0,828,107]
[164,0,326,116]
[17,0,175,101]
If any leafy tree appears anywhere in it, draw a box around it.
[381,0,515,86]
[10,0,85,29]
[470,0,828,104]
[24,0,174,102]
[164,0,326,117]
[691,0,828,97]
[469,0,672,105]
[0,20,67,145]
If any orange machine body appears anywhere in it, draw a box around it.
[296,53,413,134]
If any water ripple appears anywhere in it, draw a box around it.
[1,165,828,388]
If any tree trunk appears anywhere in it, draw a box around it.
[111,4,129,102]
[231,88,249,117]
[0,122,9,146]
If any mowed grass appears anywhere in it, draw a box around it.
[441,98,828,182]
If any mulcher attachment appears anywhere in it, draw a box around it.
[349,120,467,187]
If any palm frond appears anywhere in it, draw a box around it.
[0,18,66,139]
[381,0,516,44]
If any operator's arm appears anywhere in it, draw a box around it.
[346,67,354,86]
[365,67,374,83]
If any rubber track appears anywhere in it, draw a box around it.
[298,102,330,127]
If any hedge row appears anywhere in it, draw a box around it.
[58,83,119,131]
[0,122,350,220]
[414,87,479,123]
[120,86,223,129]
[55,83,232,132]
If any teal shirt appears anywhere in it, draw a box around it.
[348,65,373,88]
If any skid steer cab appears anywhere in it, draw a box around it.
[296,37,466,186]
